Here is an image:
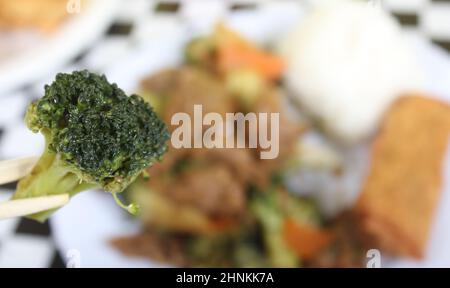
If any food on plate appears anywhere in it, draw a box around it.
[355,96,450,258]
[282,218,334,261]
[306,212,369,268]
[11,70,169,222]
[113,188,326,267]
[0,0,72,33]
[279,0,422,143]
[135,65,303,231]
[112,25,449,267]
[112,27,329,267]
[186,24,284,83]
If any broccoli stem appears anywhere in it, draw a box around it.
[12,132,140,221]
[112,192,140,215]
[13,149,98,222]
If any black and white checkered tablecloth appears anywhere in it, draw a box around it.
[0,0,449,268]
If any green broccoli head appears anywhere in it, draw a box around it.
[14,70,169,221]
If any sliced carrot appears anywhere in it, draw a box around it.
[215,25,284,81]
[282,218,334,260]
[218,45,284,81]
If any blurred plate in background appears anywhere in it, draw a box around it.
[0,0,121,97]
[50,23,450,267]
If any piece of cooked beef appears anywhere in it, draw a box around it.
[140,67,304,218]
[153,164,246,218]
[305,212,368,268]
[111,232,187,266]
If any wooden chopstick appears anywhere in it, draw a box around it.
[0,194,69,220]
[0,156,70,220]
[0,156,39,185]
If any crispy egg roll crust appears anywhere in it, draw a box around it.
[356,96,450,258]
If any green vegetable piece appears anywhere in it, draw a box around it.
[250,191,299,267]
[13,70,169,222]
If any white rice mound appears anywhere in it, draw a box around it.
[279,0,423,143]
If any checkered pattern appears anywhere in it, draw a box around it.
[0,0,449,268]
[384,0,450,51]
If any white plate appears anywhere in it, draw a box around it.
[0,0,121,97]
[51,12,450,268]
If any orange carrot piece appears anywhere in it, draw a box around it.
[217,45,284,81]
[282,218,334,260]
[215,25,284,81]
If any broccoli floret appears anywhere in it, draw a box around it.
[12,70,169,222]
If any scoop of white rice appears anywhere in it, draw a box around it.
[279,0,423,143]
